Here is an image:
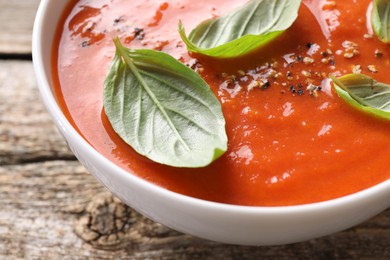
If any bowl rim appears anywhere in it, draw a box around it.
[32,0,390,214]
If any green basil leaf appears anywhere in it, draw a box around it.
[372,0,390,43]
[330,74,390,120]
[179,0,301,58]
[103,38,228,168]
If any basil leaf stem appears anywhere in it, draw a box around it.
[103,38,228,168]
[330,74,390,120]
[372,0,390,43]
[179,0,301,58]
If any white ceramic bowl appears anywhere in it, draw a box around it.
[32,0,390,246]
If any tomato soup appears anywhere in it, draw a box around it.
[53,0,390,206]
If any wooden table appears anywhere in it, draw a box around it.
[1,1,389,258]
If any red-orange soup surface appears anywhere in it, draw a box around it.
[54,0,390,206]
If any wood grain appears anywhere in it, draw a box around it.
[0,0,40,55]
[1,1,390,258]
[0,61,75,165]
[1,160,389,259]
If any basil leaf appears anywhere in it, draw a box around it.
[103,38,227,168]
[372,0,390,43]
[330,74,390,120]
[179,0,301,58]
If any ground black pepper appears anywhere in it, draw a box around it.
[134,28,145,40]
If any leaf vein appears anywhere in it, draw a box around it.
[139,70,220,118]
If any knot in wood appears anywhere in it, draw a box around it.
[74,192,134,249]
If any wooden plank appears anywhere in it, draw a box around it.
[0,61,75,165]
[0,0,41,54]
[0,160,389,259]
[0,161,390,259]
[0,63,389,258]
